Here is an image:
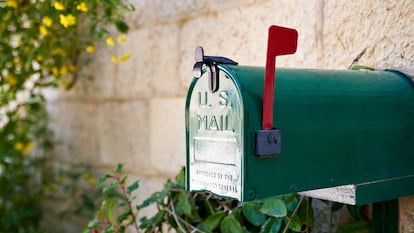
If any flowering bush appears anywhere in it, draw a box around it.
[0,0,133,232]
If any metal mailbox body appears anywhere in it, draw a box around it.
[186,64,414,204]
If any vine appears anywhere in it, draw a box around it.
[0,1,133,232]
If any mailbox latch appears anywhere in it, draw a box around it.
[193,46,238,93]
[255,129,281,157]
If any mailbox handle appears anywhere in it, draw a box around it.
[193,46,238,93]
[262,26,298,129]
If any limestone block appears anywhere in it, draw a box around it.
[115,25,184,98]
[150,98,186,177]
[400,196,414,233]
[208,0,267,12]
[98,100,157,176]
[128,0,265,26]
[323,1,414,69]
[178,0,320,90]
[311,199,352,233]
[47,100,100,164]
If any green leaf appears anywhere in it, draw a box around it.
[127,180,139,194]
[242,201,267,226]
[107,198,115,221]
[336,220,370,233]
[138,192,159,209]
[175,192,192,216]
[198,211,226,232]
[220,215,243,233]
[260,218,282,233]
[87,219,100,228]
[285,197,299,213]
[119,174,128,185]
[188,199,202,221]
[116,163,124,173]
[203,199,215,215]
[284,193,298,204]
[115,20,129,33]
[97,198,110,219]
[98,174,112,186]
[105,224,115,233]
[103,181,118,194]
[139,211,165,229]
[117,200,128,207]
[232,206,242,222]
[297,198,314,227]
[116,211,132,224]
[159,181,174,200]
[260,198,287,218]
[286,215,301,232]
[175,168,185,188]
[103,0,117,8]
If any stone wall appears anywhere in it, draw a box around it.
[46,0,414,232]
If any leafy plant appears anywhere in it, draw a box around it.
[86,164,315,233]
[0,1,133,232]
[84,164,140,233]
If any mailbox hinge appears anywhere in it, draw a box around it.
[193,46,238,93]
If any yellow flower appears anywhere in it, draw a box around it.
[119,53,131,62]
[53,2,65,10]
[6,0,18,8]
[53,48,64,54]
[60,66,68,75]
[82,172,91,180]
[76,2,88,12]
[86,45,94,53]
[118,36,127,43]
[40,26,48,36]
[106,37,115,46]
[23,141,34,155]
[14,142,24,152]
[6,75,18,86]
[59,78,70,87]
[59,14,76,28]
[68,64,76,72]
[36,55,43,61]
[42,17,52,27]
[111,56,119,63]
[52,67,59,76]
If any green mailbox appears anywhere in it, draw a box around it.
[185,26,414,205]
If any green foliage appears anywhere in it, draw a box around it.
[86,166,315,233]
[84,164,139,233]
[336,221,370,233]
[87,164,376,233]
[335,205,370,233]
[0,1,133,232]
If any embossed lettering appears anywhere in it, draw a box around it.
[197,114,231,131]
[219,91,229,108]
[197,115,208,130]
[209,115,219,130]
[198,91,208,108]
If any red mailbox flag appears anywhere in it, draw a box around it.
[262,25,298,130]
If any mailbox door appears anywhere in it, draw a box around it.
[186,67,244,200]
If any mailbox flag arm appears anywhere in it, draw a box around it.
[262,26,298,130]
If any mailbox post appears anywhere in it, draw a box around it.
[186,25,414,232]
